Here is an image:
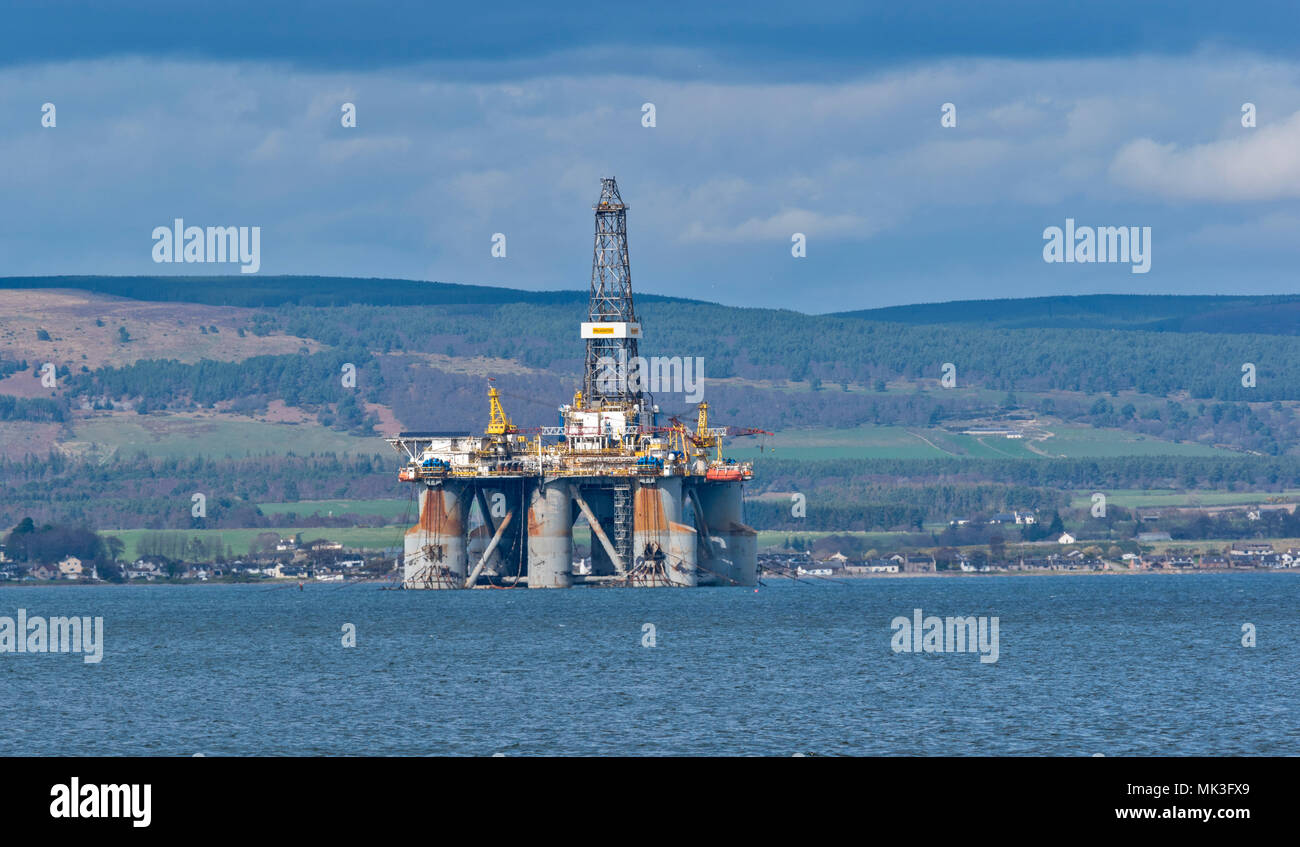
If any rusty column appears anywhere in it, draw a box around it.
[403,482,469,589]
[631,477,697,587]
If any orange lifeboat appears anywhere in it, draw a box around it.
[705,466,745,481]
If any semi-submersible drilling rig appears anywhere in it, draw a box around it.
[386,178,765,589]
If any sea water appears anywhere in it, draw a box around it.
[1,573,1295,756]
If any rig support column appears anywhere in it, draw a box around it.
[692,482,757,587]
[631,477,697,587]
[403,483,469,589]
[527,481,573,588]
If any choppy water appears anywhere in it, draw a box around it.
[1,573,1296,755]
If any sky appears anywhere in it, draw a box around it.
[2,1,1299,311]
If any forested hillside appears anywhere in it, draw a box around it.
[5,276,1300,536]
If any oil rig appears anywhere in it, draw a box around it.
[386,178,766,588]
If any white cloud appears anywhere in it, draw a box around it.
[680,209,874,243]
[1110,110,1300,201]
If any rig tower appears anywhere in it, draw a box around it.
[584,177,642,407]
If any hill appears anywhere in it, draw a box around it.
[833,294,1300,334]
[5,276,1300,537]
[0,275,701,309]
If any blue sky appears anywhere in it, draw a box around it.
[2,1,1299,310]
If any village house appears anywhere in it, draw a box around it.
[796,564,833,576]
[902,555,936,573]
[57,555,85,580]
[30,564,57,581]
[844,558,900,574]
[226,561,272,578]
[127,559,165,580]
[1057,532,1076,544]
[1145,553,1194,569]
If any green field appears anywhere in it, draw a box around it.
[102,526,408,562]
[257,498,413,520]
[1068,489,1300,509]
[728,424,1237,461]
[67,416,390,459]
[730,425,961,460]
[1034,426,1229,458]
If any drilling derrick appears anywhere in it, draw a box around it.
[387,177,767,590]
[583,177,642,409]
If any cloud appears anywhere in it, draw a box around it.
[1,51,1300,310]
[1110,110,1300,201]
[1185,211,1300,248]
[318,135,413,164]
[680,209,874,243]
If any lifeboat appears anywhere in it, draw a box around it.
[705,466,746,481]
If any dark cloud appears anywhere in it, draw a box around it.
[5,1,1300,78]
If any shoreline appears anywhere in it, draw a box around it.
[3,568,1298,587]
[763,566,1300,580]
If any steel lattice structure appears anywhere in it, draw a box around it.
[583,177,641,404]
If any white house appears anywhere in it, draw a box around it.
[1057,533,1076,545]
[128,560,165,580]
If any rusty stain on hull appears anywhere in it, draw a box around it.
[407,487,463,538]
[633,485,668,536]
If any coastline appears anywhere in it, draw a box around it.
[5,568,1298,587]
[762,566,1300,580]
